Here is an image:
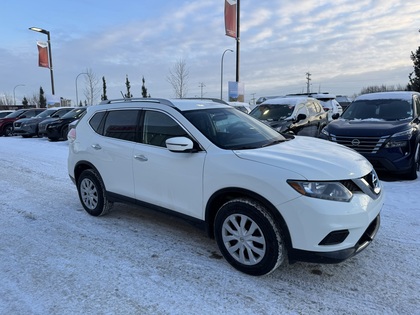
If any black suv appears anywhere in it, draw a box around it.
[321,91,420,179]
[45,107,86,141]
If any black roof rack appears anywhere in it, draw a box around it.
[99,98,175,107]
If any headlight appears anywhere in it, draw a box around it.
[385,128,413,148]
[287,180,353,202]
[321,128,329,137]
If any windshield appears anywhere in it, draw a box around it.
[5,109,26,118]
[36,109,57,118]
[342,99,413,121]
[250,104,295,121]
[183,108,285,150]
[62,108,86,119]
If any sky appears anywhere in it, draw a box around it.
[0,136,419,314]
[1,0,420,105]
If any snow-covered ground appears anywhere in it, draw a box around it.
[0,136,419,315]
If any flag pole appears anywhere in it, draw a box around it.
[235,0,240,83]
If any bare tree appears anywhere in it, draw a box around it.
[28,93,40,107]
[83,68,100,105]
[0,93,13,105]
[167,58,189,98]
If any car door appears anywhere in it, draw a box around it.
[290,103,312,136]
[90,109,139,199]
[133,109,206,219]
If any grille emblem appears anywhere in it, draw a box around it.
[351,139,360,147]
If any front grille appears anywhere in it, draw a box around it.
[330,135,389,154]
[351,170,382,199]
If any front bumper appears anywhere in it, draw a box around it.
[278,187,384,262]
[289,214,380,263]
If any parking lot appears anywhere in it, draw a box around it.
[0,136,419,314]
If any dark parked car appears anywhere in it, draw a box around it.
[13,107,74,138]
[321,91,420,179]
[249,96,329,137]
[0,108,45,136]
[45,107,86,141]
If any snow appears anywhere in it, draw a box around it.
[1,136,419,315]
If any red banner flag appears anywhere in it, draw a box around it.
[37,41,49,68]
[225,0,237,38]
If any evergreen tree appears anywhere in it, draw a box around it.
[141,76,148,98]
[124,75,132,99]
[22,97,29,108]
[408,46,420,92]
[101,76,108,101]
[39,87,47,108]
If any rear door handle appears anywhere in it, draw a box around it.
[91,144,102,150]
[134,154,148,162]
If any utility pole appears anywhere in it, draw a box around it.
[251,93,256,105]
[198,82,206,98]
[306,72,311,94]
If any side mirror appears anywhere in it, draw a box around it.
[166,137,194,152]
[332,113,340,120]
[295,113,307,122]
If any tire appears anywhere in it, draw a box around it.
[61,126,69,140]
[214,198,286,276]
[405,143,419,180]
[77,169,113,216]
[4,124,13,137]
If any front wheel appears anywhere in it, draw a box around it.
[405,143,419,180]
[214,198,286,276]
[4,124,13,136]
[77,169,113,216]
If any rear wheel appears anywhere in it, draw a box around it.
[214,198,286,276]
[77,169,113,216]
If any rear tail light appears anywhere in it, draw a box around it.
[67,128,76,142]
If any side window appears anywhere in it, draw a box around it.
[313,101,322,113]
[103,110,139,142]
[89,111,106,134]
[143,111,187,147]
[306,102,317,116]
[25,110,35,117]
[296,104,308,116]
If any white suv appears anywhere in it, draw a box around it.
[68,98,383,275]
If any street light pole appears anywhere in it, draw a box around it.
[29,27,55,95]
[13,84,25,106]
[75,72,88,106]
[220,49,233,100]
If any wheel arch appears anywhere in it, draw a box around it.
[73,160,102,185]
[204,187,292,249]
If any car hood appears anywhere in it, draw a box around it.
[234,136,372,180]
[326,119,412,136]
[39,118,59,125]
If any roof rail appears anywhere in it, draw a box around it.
[99,98,175,107]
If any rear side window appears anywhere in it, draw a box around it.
[103,110,139,142]
[89,111,106,133]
